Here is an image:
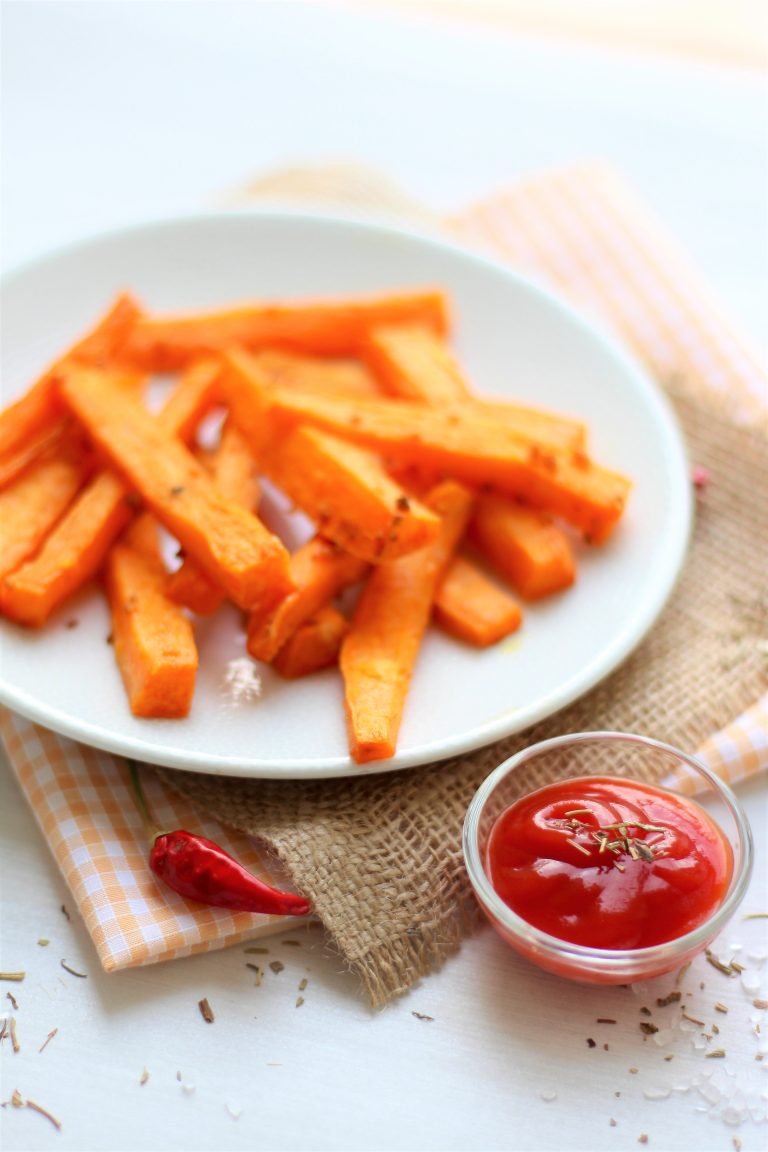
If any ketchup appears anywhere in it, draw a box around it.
[487,777,733,950]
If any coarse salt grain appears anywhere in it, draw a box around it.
[540,1089,557,1102]
[643,1087,671,1100]
[226,1103,242,1120]
[741,972,762,995]
[652,1028,676,1047]
[221,658,262,707]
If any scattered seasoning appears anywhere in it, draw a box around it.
[730,959,745,973]
[663,1055,674,1062]
[198,998,214,1024]
[176,1071,182,1082]
[140,1068,149,1086]
[170,485,185,496]
[609,1119,617,1127]
[733,1138,742,1152]
[705,950,735,976]
[0,1021,7,1044]
[65,619,79,629]
[629,1068,638,1075]
[243,947,269,955]
[681,1012,705,1026]
[639,1006,652,1016]
[226,1103,242,1120]
[10,1089,24,1108]
[0,973,25,982]
[711,1023,720,1035]
[6,991,19,1011]
[705,1048,726,1058]
[638,1136,648,1146]
[60,904,71,922]
[60,960,87,978]
[269,961,284,975]
[9,1017,20,1054]
[38,1028,58,1054]
[282,940,301,948]
[743,912,768,920]
[603,1043,610,1051]
[540,1089,557,1102]
[298,978,308,992]
[25,1099,62,1131]
[37,939,50,947]
[586,1037,597,1048]
[245,963,262,986]
[295,996,305,1008]
[596,1018,616,1024]
[753,998,768,1010]
[639,1022,658,1035]
[412,1012,434,1022]
[655,992,681,1007]
[715,1002,729,1013]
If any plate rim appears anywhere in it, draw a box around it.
[0,207,693,778]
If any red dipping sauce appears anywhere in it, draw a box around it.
[487,776,733,950]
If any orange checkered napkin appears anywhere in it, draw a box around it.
[0,708,302,970]
[1,162,766,972]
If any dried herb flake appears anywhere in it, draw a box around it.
[60,960,87,978]
[198,997,214,1024]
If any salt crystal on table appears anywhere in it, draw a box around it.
[226,1103,242,1120]
[643,1086,671,1100]
[722,1105,746,1125]
[653,1028,676,1046]
[540,1089,557,1103]
[741,971,761,994]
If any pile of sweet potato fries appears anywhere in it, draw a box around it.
[0,290,631,761]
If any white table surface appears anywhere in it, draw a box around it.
[1,4,766,1150]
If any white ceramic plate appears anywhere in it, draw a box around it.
[0,212,691,778]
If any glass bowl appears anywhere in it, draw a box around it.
[463,731,753,983]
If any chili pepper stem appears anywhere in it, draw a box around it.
[127,760,165,846]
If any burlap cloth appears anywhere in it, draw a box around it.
[161,165,767,1007]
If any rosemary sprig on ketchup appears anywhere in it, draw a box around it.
[486,777,733,950]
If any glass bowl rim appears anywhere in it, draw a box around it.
[462,730,754,969]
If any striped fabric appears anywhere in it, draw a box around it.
[0,162,765,971]
[0,708,301,970]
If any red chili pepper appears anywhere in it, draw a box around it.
[128,762,310,917]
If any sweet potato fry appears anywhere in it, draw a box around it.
[434,554,523,646]
[124,289,449,372]
[1,361,221,627]
[0,435,91,582]
[105,514,198,718]
[0,294,141,471]
[365,324,585,449]
[273,604,349,679]
[247,536,367,663]
[251,350,382,399]
[59,368,292,613]
[246,386,630,544]
[341,480,473,763]
[0,417,71,491]
[166,417,261,615]
[468,495,576,599]
[222,349,440,563]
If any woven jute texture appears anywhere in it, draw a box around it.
[161,381,767,1007]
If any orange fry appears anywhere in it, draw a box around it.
[124,289,449,372]
[244,386,630,544]
[105,515,197,718]
[167,418,261,615]
[341,480,473,763]
[1,361,220,627]
[434,554,523,647]
[366,323,584,448]
[0,294,141,469]
[0,435,90,583]
[59,368,292,613]
[247,536,367,663]
[273,605,349,679]
[468,495,576,600]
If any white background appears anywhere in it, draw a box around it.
[1,3,766,1150]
